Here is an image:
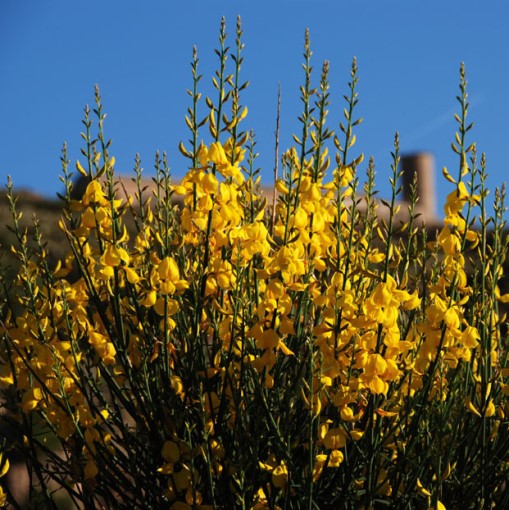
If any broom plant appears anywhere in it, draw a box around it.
[1,16,509,509]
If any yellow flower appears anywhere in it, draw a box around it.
[416,478,431,497]
[142,290,157,307]
[466,397,482,417]
[21,387,43,413]
[323,428,347,450]
[82,180,106,206]
[328,449,344,467]
[271,461,288,489]
[426,297,447,325]
[485,400,496,418]
[201,172,219,195]
[0,453,10,478]
[437,227,461,256]
[158,257,180,282]
[443,180,469,215]
[88,330,116,365]
[154,257,189,295]
[461,326,480,348]
[208,142,229,166]
[81,207,97,228]
[101,244,130,267]
[371,278,396,308]
[312,454,327,482]
[254,328,280,350]
[124,266,140,284]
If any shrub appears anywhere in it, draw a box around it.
[1,17,509,510]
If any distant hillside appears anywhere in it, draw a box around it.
[0,189,68,282]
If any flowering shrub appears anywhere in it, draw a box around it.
[1,18,509,509]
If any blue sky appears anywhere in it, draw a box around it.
[1,1,508,217]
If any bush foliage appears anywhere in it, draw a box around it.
[1,17,509,510]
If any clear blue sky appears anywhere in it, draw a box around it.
[1,1,508,217]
